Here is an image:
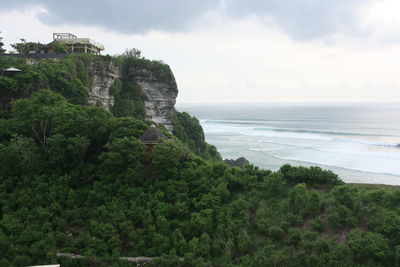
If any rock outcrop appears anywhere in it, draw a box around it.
[128,67,178,132]
[223,157,250,168]
[88,59,178,132]
[88,60,119,110]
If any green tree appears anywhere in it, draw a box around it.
[310,218,324,232]
[173,111,221,161]
[313,239,330,254]
[53,41,68,53]
[0,31,5,53]
[287,228,302,247]
[123,48,142,58]
[11,39,39,54]
[149,140,194,177]
[289,183,310,216]
[269,226,285,242]
[395,245,400,266]
[237,230,251,254]
[348,230,389,263]
[99,137,146,175]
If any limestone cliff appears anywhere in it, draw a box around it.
[88,60,119,110]
[88,58,178,131]
[128,67,178,132]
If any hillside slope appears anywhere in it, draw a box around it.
[0,56,399,266]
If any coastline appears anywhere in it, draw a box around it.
[217,143,400,186]
[177,102,400,186]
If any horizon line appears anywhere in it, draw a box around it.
[176,101,400,105]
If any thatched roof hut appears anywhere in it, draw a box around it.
[3,67,22,72]
[140,125,167,145]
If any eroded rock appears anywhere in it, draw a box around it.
[223,157,250,168]
[88,60,119,110]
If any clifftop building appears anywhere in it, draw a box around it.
[36,33,104,55]
[51,33,104,54]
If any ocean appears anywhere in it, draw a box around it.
[176,103,400,185]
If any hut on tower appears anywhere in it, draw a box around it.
[140,125,168,157]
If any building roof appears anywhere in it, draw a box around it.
[52,33,104,51]
[53,33,77,39]
[140,125,168,144]
[3,67,22,72]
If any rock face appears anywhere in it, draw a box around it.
[223,157,250,168]
[88,61,119,110]
[128,67,178,132]
[88,60,178,132]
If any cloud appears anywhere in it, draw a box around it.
[225,0,374,40]
[1,3,399,103]
[1,0,218,33]
[0,0,377,40]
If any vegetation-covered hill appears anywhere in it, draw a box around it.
[0,55,399,266]
[0,90,399,266]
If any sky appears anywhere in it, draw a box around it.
[1,0,400,103]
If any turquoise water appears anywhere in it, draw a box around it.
[177,103,400,185]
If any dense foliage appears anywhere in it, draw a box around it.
[52,41,69,54]
[0,54,96,108]
[173,111,221,161]
[0,54,174,120]
[10,40,39,54]
[0,90,399,266]
[116,55,177,86]
[9,40,68,54]
[0,32,5,53]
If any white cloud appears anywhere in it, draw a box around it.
[360,0,400,44]
[0,2,399,103]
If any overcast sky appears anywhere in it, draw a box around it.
[1,0,400,103]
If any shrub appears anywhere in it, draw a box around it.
[348,230,389,263]
[280,164,343,187]
[287,228,302,246]
[310,218,324,232]
[53,41,68,53]
[269,226,285,242]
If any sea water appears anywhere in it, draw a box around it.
[176,103,400,185]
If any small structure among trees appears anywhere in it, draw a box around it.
[140,125,168,157]
[2,67,22,76]
[5,33,104,55]
[48,33,104,54]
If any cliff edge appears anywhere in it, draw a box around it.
[86,56,177,132]
[128,65,177,132]
[0,53,219,160]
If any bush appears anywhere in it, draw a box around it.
[280,164,343,187]
[173,111,221,161]
[303,231,318,241]
[348,230,389,263]
[314,239,330,254]
[269,226,285,242]
[287,228,302,246]
[310,218,324,232]
[53,41,68,53]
